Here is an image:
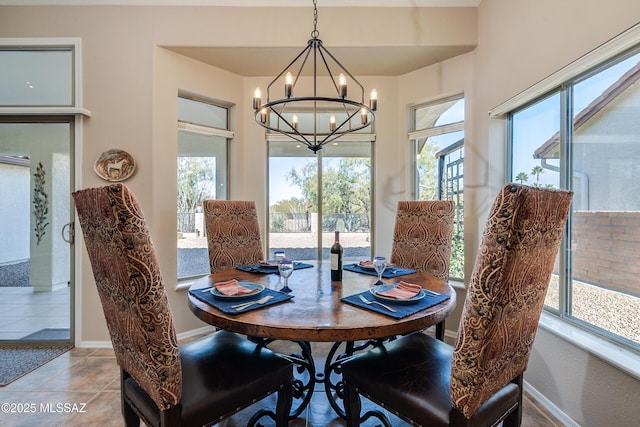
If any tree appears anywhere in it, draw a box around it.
[531,165,545,187]
[286,157,371,231]
[271,198,306,214]
[515,172,529,184]
[287,161,319,210]
[287,158,371,214]
[415,138,441,200]
[177,157,216,216]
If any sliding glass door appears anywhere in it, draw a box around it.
[0,119,73,344]
[268,140,372,262]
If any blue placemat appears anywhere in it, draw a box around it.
[341,289,450,319]
[343,263,417,278]
[189,284,294,315]
[236,261,314,274]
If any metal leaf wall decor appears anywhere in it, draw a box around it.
[33,162,49,245]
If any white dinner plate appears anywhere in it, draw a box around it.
[370,284,425,304]
[209,282,265,300]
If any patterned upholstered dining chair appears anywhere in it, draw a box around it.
[342,184,573,427]
[390,200,456,281]
[203,200,265,273]
[73,184,292,427]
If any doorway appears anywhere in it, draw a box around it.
[0,119,74,344]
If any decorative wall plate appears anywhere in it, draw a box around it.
[94,149,136,182]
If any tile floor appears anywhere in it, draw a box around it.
[0,338,565,427]
[0,286,70,341]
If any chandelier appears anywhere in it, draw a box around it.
[252,0,377,153]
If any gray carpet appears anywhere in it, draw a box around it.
[0,260,30,287]
[0,345,72,386]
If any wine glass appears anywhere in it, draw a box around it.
[373,256,387,285]
[274,251,286,263]
[278,259,294,293]
[274,251,286,284]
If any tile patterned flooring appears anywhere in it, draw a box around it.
[0,339,565,427]
[0,286,70,340]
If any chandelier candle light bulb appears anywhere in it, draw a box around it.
[360,108,368,125]
[292,114,299,130]
[285,72,293,98]
[370,88,377,110]
[253,88,261,109]
[338,73,347,98]
[329,115,336,131]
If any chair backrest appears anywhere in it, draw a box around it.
[450,184,573,418]
[390,200,456,280]
[203,200,264,273]
[73,184,181,410]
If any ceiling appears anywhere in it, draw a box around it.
[161,1,479,77]
[166,45,476,77]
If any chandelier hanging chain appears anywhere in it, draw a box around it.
[312,0,319,38]
[252,0,377,153]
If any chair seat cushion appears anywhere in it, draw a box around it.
[123,331,292,426]
[342,333,520,426]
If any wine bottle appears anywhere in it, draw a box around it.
[330,230,343,281]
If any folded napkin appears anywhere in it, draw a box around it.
[258,260,280,267]
[358,260,395,268]
[214,279,259,296]
[375,281,422,299]
[358,260,375,268]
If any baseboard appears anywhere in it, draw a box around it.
[75,340,112,348]
[76,326,216,348]
[523,380,579,427]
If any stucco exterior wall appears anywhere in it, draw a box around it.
[0,163,30,263]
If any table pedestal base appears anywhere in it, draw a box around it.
[251,337,389,420]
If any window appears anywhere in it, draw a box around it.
[410,95,465,279]
[177,96,231,280]
[268,114,373,261]
[0,48,73,107]
[507,48,640,351]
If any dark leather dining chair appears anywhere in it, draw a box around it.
[390,200,456,281]
[73,184,292,427]
[342,184,573,427]
[203,200,265,273]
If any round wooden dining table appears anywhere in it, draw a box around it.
[187,260,456,419]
